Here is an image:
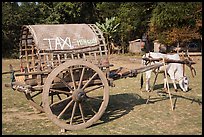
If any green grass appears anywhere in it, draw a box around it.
[2,56,202,135]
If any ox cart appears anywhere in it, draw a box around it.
[3,24,196,131]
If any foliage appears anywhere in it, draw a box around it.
[96,17,120,41]
[37,2,98,24]
[115,2,155,53]
[95,2,121,21]
[96,17,120,54]
[2,2,202,58]
[2,2,21,58]
[149,2,202,46]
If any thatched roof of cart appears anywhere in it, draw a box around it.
[22,24,101,50]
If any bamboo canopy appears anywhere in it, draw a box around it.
[18,24,107,73]
[21,24,101,51]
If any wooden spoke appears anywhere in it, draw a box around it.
[30,91,42,98]
[50,96,72,107]
[70,101,77,125]
[57,99,74,119]
[70,67,76,90]
[86,101,97,114]
[50,88,72,95]
[56,94,62,100]
[85,85,104,94]
[79,103,86,123]
[78,67,85,89]
[56,76,73,91]
[39,101,43,107]
[82,73,98,90]
[51,94,54,104]
[87,96,104,101]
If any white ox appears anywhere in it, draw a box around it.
[142,52,189,92]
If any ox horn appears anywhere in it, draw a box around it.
[184,47,197,77]
[189,64,196,78]
[186,56,196,78]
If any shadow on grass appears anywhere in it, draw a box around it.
[90,93,147,127]
[145,88,202,111]
[153,83,193,93]
[91,90,202,128]
[152,83,201,104]
[153,83,180,91]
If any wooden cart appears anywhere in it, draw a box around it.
[4,24,196,131]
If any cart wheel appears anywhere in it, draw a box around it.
[43,60,109,130]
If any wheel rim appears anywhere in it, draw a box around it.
[43,60,109,130]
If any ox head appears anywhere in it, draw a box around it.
[179,76,189,92]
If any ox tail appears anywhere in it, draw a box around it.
[140,73,144,89]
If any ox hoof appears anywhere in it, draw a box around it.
[175,89,178,92]
[60,129,66,133]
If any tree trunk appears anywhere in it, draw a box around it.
[105,35,111,55]
[121,36,125,54]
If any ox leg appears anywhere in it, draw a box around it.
[152,71,159,91]
[146,79,151,92]
[167,68,178,92]
[172,79,178,92]
[168,74,178,92]
[145,71,152,92]
[178,80,186,92]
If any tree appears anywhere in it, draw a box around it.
[149,2,202,47]
[6,2,201,57]
[2,2,21,58]
[115,2,155,53]
[95,2,121,22]
[37,2,98,24]
[96,17,120,54]
[37,2,59,24]
[79,2,98,23]
[18,2,41,25]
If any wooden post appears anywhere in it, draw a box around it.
[177,42,180,54]
[152,71,159,91]
[181,51,185,76]
[31,41,35,69]
[25,30,29,72]
[162,57,174,111]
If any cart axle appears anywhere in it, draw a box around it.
[72,89,87,102]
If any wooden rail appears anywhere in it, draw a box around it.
[2,69,21,75]
[142,57,196,65]
[109,63,164,79]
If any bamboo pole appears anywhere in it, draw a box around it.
[142,57,196,65]
[162,57,174,111]
[182,51,185,76]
